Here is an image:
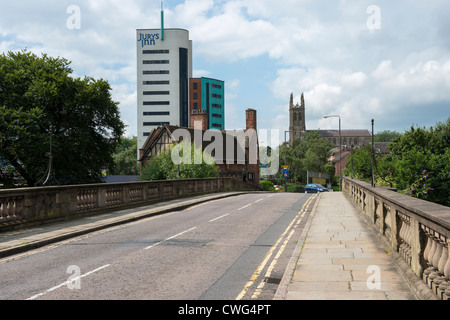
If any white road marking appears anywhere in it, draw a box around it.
[237,204,252,211]
[26,264,111,300]
[209,214,230,223]
[144,227,197,250]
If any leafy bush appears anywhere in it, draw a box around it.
[259,180,275,191]
[140,141,218,181]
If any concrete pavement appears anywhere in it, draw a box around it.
[275,191,419,300]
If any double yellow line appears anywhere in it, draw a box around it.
[236,194,317,300]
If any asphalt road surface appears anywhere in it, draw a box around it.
[0,192,315,300]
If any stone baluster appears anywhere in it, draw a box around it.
[439,240,450,299]
[434,239,449,299]
[398,213,412,265]
[384,204,392,238]
[430,236,448,298]
[0,196,22,221]
[422,226,437,284]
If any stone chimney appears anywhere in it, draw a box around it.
[190,109,208,131]
[246,108,257,131]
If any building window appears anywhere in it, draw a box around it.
[212,114,222,118]
[212,104,222,109]
[212,123,222,128]
[212,84,222,89]
[143,60,169,64]
[143,81,170,85]
[248,172,255,181]
[143,70,169,75]
[143,112,170,116]
[193,103,198,109]
[212,94,222,99]
[143,101,170,106]
[193,93,198,100]
[143,91,170,95]
[143,50,169,54]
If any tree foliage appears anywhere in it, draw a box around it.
[278,131,334,183]
[109,136,139,175]
[140,141,218,181]
[0,50,125,186]
[374,130,401,142]
[345,118,449,206]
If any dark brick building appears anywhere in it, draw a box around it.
[139,108,260,187]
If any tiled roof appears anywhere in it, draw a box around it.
[315,129,372,137]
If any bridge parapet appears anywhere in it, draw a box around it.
[342,177,450,300]
[0,178,258,232]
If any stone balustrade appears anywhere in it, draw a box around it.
[342,177,450,300]
[0,178,258,232]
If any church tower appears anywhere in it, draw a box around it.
[289,92,306,145]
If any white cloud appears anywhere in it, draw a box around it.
[193,69,211,78]
[1,0,449,138]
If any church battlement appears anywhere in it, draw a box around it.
[289,92,306,145]
[288,92,371,147]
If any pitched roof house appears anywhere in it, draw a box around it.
[139,109,260,187]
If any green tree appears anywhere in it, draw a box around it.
[0,50,125,186]
[140,141,218,181]
[345,118,449,206]
[259,180,275,191]
[110,136,139,175]
[343,145,374,180]
[277,131,334,184]
[375,130,401,142]
[389,119,450,206]
[299,131,334,182]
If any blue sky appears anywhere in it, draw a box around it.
[1,0,449,146]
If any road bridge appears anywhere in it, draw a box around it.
[0,177,448,301]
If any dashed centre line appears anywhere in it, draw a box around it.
[26,264,111,300]
[144,227,197,250]
[25,194,285,300]
[209,214,230,223]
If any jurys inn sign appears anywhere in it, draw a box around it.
[138,33,160,47]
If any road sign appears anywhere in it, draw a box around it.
[283,168,289,178]
[282,165,290,169]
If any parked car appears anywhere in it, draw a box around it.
[274,185,284,191]
[304,184,329,193]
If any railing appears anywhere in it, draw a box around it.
[0,178,258,232]
[342,177,450,300]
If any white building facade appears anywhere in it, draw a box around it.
[136,28,192,150]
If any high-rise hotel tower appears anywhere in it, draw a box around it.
[136,28,193,150]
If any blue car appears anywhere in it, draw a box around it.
[304,184,329,193]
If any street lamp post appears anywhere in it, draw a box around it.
[324,115,341,191]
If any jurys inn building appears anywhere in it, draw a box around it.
[136,28,192,150]
[136,26,225,151]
